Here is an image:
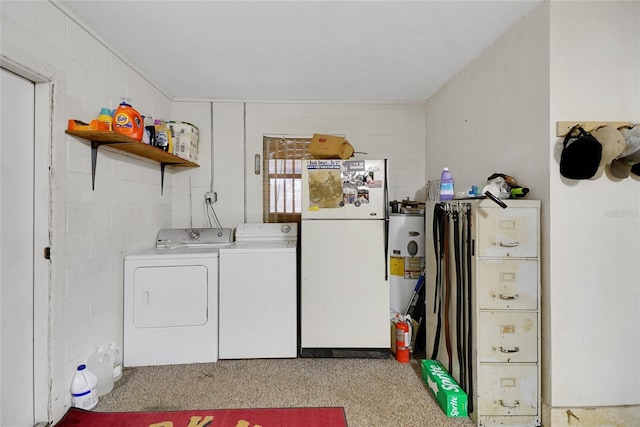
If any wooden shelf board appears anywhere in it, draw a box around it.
[556,121,634,137]
[65,130,199,167]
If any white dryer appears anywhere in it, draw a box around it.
[218,223,298,359]
[123,228,233,367]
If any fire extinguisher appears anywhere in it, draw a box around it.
[395,314,412,364]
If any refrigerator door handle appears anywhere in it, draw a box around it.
[384,159,389,281]
[384,218,389,281]
[383,159,389,221]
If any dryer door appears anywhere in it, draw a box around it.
[133,265,208,328]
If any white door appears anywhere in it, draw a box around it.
[132,265,209,328]
[1,68,36,426]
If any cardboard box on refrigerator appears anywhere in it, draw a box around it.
[309,134,354,160]
[167,121,199,162]
[421,359,468,418]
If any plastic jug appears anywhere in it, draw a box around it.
[87,346,114,396]
[439,167,454,201]
[108,342,123,381]
[70,364,98,410]
[97,108,113,131]
[113,98,143,141]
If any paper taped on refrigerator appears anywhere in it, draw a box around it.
[301,159,387,220]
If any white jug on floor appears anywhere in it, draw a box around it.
[108,343,123,381]
[87,346,114,396]
[70,364,98,409]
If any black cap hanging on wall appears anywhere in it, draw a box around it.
[559,125,602,180]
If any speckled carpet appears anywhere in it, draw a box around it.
[92,357,475,427]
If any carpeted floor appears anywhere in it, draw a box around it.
[94,356,475,427]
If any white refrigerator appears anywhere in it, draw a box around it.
[300,159,390,358]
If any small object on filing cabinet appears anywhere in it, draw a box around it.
[439,168,454,201]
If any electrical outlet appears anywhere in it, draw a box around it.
[205,192,217,203]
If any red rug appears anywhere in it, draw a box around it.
[55,407,347,427]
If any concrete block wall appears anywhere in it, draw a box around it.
[2,1,173,421]
[171,101,428,228]
[171,101,247,229]
[4,2,428,424]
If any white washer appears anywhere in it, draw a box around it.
[124,228,233,367]
[218,223,298,359]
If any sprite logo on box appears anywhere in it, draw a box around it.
[421,359,468,418]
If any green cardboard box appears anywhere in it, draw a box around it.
[421,359,468,418]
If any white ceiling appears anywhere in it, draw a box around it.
[58,0,541,102]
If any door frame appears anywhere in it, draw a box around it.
[1,56,53,424]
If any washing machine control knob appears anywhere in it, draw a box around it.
[281,224,291,233]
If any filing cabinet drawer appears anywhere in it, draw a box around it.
[476,207,538,258]
[476,259,538,310]
[477,364,538,416]
[477,311,537,363]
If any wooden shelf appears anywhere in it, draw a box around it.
[66,130,199,193]
[556,121,635,137]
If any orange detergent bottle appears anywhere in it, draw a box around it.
[113,99,143,141]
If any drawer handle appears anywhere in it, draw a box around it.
[499,399,520,408]
[499,346,520,353]
[497,240,519,247]
[498,293,519,300]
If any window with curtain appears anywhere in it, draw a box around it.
[262,136,311,223]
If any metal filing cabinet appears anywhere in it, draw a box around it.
[425,199,541,426]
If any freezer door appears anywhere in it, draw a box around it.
[300,219,390,348]
[301,159,387,220]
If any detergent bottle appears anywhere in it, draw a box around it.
[113,98,143,141]
[154,119,173,153]
[97,108,113,131]
[439,167,454,201]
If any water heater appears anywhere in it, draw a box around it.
[388,212,425,313]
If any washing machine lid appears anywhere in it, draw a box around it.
[156,228,234,249]
[222,240,297,253]
[125,246,223,259]
[234,223,298,242]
